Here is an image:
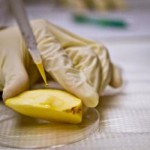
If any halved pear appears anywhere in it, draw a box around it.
[5,89,82,124]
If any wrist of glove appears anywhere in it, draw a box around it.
[0,19,122,107]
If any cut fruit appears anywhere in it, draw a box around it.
[5,89,82,124]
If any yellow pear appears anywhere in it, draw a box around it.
[5,89,82,124]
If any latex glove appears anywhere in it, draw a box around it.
[0,19,122,107]
[60,0,125,12]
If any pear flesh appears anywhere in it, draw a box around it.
[5,89,82,124]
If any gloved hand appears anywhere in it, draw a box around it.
[0,19,122,107]
[60,0,125,12]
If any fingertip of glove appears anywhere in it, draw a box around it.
[82,92,99,108]
[110,75,123,88]
[110,65,123,88]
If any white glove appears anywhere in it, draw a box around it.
[0,19,122,107]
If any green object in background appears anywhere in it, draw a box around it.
[73,15,127,28]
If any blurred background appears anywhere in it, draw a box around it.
[1,0,150,41]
